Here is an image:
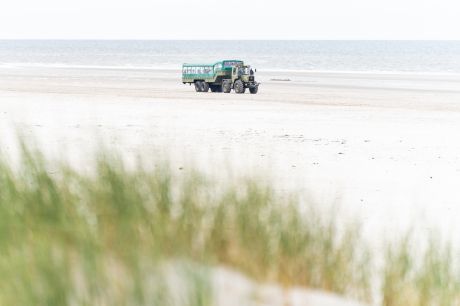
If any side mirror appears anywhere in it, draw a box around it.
[255,69,257,73]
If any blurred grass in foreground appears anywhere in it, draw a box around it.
[382,235,460,306]
[0,143,459,305]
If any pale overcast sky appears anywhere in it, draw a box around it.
[1,0,459,39]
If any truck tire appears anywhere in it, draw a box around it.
[194,81,202,92]
[202,82,210,92]
[249,87,258,94]
[223,80,231,93]
[234,80,245,94]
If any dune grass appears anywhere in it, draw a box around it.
[0,143,460,305]
[382,235,460,306]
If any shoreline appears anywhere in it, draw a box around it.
[3,63,460,78]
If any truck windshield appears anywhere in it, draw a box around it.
[238,67,252,75]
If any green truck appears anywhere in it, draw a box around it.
[182,60,259,94]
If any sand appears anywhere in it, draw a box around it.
[2,65,460,305]
[0,67,460,230]
[2,66,460,242]
[166,264,367,306]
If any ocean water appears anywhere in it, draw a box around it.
[1,40,460,74]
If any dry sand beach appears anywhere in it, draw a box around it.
[2,66,460,238]
[1,66,460,304]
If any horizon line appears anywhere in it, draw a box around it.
[1,38,460,41]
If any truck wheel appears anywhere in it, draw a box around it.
[202,82,210,92]
[223,80,231,93]
[234,80,245,94]
[194,81,202,92]
[249,87,258,94]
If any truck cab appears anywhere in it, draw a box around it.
[230,65,259,94]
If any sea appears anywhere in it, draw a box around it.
[1,40,460,74]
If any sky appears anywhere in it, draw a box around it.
[0,0,459,40]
